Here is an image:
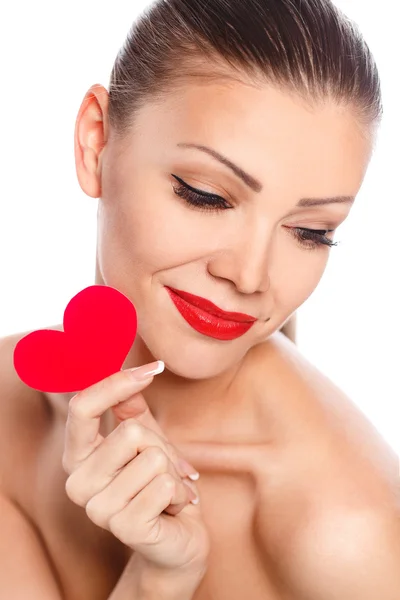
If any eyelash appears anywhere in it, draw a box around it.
[171,174,339,250]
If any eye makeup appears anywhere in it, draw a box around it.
[171,174,339,251]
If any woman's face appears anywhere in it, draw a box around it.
[79,79,373,379]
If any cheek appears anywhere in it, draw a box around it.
[114,198,220,271]
[271,249,329,311]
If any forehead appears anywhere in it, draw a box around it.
[123,80,374,193]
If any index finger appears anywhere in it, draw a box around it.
[62,363,161,473]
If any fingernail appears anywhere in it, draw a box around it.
[183,479,200,505]
[126,360,165,381]
[177,458,200,481]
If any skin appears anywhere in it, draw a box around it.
[1,71,399,600]
[75,75,372,436]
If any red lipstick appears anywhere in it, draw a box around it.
[165,286,257,341]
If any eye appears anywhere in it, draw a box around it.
[170,175,340,250]
[171,174,232,212]
[288,227,339,250]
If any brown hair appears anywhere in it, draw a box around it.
[106,0,382,342]
[107,0,382,138]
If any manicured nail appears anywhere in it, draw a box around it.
[127,360,165,381]
[183,479,200,505]
[177,458,200,481]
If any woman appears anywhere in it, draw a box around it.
[1,0,399,598]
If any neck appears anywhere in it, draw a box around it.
[115,332,244,440]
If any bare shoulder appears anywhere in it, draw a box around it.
[250,331,399,507]
[0,329,56,499]
[248,332,400,598]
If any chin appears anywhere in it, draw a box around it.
[166,357,230,380]
[139,322,254,380]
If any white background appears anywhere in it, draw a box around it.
[0,2,398,455]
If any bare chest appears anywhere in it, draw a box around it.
[16,421,284,600]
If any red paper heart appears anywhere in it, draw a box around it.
[13,285,137,393]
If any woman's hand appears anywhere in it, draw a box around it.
[62,361,210,575]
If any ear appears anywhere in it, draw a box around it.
[74,83,110,199]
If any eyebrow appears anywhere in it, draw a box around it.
[177,142,355,207]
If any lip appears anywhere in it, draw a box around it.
[166,287,257,322]
[165,286,257,341]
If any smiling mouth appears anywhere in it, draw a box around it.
[165,286,259,342]
[165,287,257,323]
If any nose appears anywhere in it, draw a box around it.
[207,221,272,295]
